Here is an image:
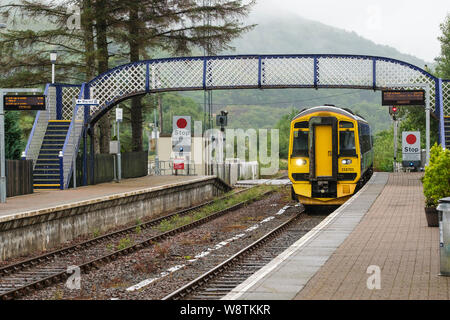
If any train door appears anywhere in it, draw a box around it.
[309,116,338,198]
[315,125,333,177]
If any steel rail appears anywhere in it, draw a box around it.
[162,208,303,300]
[0,187,275,300]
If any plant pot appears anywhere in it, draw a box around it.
[425,206,439,227]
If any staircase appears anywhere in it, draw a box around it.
[33,120,71,190]
[445,116,450,148]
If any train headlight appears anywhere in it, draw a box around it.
[341,159,352,165]
[296,159,307,166]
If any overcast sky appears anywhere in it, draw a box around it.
[253,0,450,62]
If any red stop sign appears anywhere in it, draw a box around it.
[406,134,417,145]
[176,118,187,129]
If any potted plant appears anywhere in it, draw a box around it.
[422,144,450,227]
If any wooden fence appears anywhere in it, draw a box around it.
[6,159,33,197]
[72,151,148,186]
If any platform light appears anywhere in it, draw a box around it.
[50,51,57,83]
[296,159,307,166]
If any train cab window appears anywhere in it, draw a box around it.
[339,131,356,156]
[292,130,309,156]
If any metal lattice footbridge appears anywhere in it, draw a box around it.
[22,54,450,189]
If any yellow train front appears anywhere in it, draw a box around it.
[288,106,374,207]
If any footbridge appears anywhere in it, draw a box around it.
[22,54,450,190]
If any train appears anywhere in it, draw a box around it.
[288,105,374,208]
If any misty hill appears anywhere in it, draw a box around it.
[183,11,431,132]
[226,11,428,68]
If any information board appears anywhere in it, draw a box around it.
[382,90,425,106]
[4,95,46,111]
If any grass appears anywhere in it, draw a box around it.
[116,237,133,250]
[153,185,276,233]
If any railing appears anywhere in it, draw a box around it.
[22,84,52,167]
[149,160,197,176]
[60,83,86,189]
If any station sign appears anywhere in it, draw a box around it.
[172,116,191,153]
[4,95,46,111]
[382,90,425,106]
[173,158,185,170]
[402,131,421,161]
[116,108,123,122]
[76,99,99,105]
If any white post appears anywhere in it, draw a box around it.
[117,120,121,181]
[72,99,77,189]
[425,87,431,166]
[393,118,398,172]
[52,63,55,84]
[0,91,6,202]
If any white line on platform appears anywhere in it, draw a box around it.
[126,203,294,292]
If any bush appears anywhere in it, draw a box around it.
[422,143,450,207]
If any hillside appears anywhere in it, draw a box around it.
[182,11,431,133]
[226,12,428,67]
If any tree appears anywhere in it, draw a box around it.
[274,109,298,159]
[5,111,24,160]
[110,0,256,152]
[1,0,256,154]
[436,13,450,79]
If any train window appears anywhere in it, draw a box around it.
[339,131,356,156]
[358,123,372,154]
[292,131,309,156]
[294,121,308,129]
[339,121,354,128]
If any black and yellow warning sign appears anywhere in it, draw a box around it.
[3,95,46,111]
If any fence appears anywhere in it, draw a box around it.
[6,159,33,197]
[71,151,148,186]
[149,159,259,186]
[210,161,259,185]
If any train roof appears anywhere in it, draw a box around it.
[293,106,369,124]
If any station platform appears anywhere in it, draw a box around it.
[225,172,448,300]
[0,175,210,220]
[0,175,229,261]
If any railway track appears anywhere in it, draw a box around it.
[0,186,276,300]
[162,208,325,300]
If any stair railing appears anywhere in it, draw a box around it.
[60,83,86,189]
[22,84,52,168]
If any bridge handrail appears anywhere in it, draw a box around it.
[61,83,86,189]
[87,54,441,87]
[22,83,51,165]
[84,54,450,127]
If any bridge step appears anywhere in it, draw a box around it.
[33,120,71,190]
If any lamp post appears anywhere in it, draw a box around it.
[50,51,57,84]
